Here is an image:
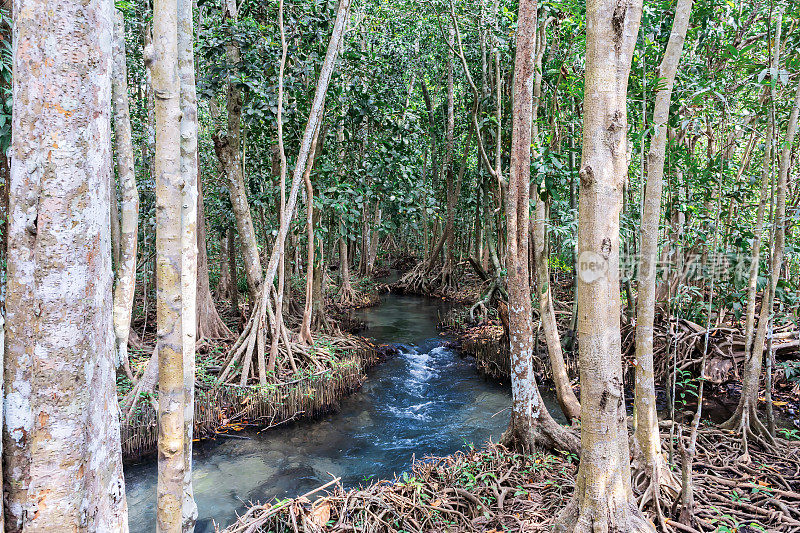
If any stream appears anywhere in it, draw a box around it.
[124,293,564,532]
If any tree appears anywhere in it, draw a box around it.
[4,1,128,529]
[151,0,187,528]
[221,0,353,383]
[196,178,233,341]
[112,6,141,380]
[632,0,692,518]
[555,0,652,529]
[721,8,800,459]
[213,0,263,306]
[500,0,578,456]
[178,0,199,528]
[299,122,323,344]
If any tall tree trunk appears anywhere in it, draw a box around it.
[228,0,353,382]
[300,122,322,344]
[631,0,691,516]
[228,228,240,317]
[196,178,233,340]
[337,220,357,304]
[268,0,292,380]
[112,7,141,377]
[312,211,332,331]
[335,116,357,305]
[530,15,580,423]
[500,0,578,456]
[4,1,128,529]
[723,43,800,455]
[555,0,651,529]
[442,25,456,282]
[152,0,186,528]
[212,0,262,305]
[178,0,199,528]
[218,229,232,299]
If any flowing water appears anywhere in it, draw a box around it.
[124,293,564,532]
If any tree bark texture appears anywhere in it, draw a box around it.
[4,1,128,529]
[152,0,186,529]
[178,0,199,528]
[555,0,651,530]
[111,7,141,373]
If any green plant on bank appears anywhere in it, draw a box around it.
[778,428,800,441]
[779,361,800,384]
[674,367,699,410]
[707,509,767,533]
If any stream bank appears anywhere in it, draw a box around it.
[222,429,800,533]
[120,338,381,460]
[125,293,557,532]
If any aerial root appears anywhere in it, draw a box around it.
[469,281,499,323]
[216,286,367,386]
[634,455,680,531]
[394,262,435,295]
[720,400,777,462]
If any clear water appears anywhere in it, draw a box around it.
[124,293,563,532]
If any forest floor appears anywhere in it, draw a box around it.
[221,433,800,532]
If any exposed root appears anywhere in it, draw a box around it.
[334,274,378,310]
[220,423,800,532]
[720,399,777,462]
[499,413,580,456]
[631,447,680,530]
[394,260,436,295]
[469,281,500,323]
[630,429,681,524]
[554,495,655,533]
[222,444,578,533]
[218,288,368,386]
[333,285,377,310]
